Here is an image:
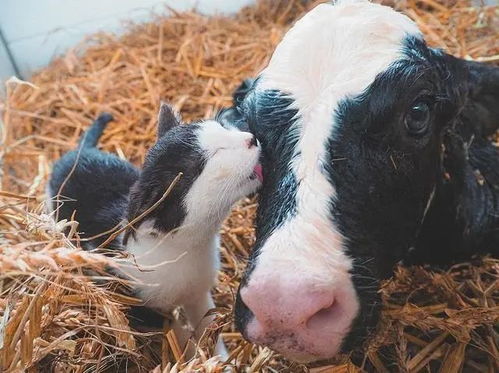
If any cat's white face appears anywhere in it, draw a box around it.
[183,120,262,221]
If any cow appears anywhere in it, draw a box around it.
[218,0,499,363]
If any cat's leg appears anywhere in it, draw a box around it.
[183,292,228,360]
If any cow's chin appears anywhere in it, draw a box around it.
[245,318,348,363]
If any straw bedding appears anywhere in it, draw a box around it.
[0,0,498,371]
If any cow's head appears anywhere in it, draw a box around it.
[224,0,499,363]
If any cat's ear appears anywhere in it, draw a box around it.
[157,102,182,139]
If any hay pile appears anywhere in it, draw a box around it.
[0,0,498,371]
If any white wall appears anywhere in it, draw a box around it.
[0,0,254,80]
[0,36,16,85]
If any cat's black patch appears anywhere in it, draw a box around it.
[49,117,207,249]
[124,124,206,243]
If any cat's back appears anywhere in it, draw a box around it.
[49,148,139,248]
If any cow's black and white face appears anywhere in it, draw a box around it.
[231,0,473,363]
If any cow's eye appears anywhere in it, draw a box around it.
[405,100,431,136]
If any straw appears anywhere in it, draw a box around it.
[0,0,498,371]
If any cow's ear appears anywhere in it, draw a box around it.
[457,59,499,137]
[157,102,182,139]
[233,78,256,105]
[216,78,257,132]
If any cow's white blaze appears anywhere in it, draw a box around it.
[246,0,422,353]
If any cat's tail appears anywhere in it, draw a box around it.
[78,113,114,149]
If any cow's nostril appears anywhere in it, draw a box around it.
[305,300,340,331]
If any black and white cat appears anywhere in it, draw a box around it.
[47,103,263,357]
